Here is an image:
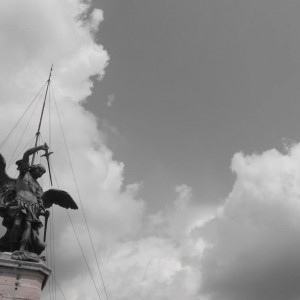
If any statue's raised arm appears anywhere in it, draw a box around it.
[16,143,48,176]
[23,144,48,162]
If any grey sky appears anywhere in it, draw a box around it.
[3,1,300,299]
[86,0,300,211]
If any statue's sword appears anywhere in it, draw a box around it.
[41,145,54,186]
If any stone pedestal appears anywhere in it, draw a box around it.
[0,253,51,300]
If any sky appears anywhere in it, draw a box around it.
[2,0,300,300]
[87,0,300,210]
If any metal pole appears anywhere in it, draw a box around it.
[31,65,53,165]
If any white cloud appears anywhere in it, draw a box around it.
[199,145,300,300]
[107,94,115,107]
[0,1,211,300]
[93,183,213,300]
[6,1,297,300]
[0,1,146,299]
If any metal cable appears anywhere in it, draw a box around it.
[0,83,47,151]
[8,135,36,170]
[7,95,43,167]
[51,86,109,300]
[50,273,68,300]
[51,166,103,300]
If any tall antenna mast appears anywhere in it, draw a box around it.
[31,64,53,165]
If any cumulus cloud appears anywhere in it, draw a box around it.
[0,1,211,300]
[199,145,300,300]
[0,1,145,299]
[96,184,211,300]
[5,1,300,300]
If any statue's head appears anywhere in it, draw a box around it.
[30,164,46,179]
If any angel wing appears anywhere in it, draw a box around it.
[0,154,16,213]
[0,154,16,186]
[42,189,78,210]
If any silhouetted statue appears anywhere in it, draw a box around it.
[0,144,78,262]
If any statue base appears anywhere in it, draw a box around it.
[0,252,51,300]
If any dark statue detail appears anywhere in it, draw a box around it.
[0,144,78,262]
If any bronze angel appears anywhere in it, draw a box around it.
[0,144,78,261]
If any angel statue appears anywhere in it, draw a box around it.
[0,144,78,262]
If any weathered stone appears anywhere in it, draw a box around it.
[0,252,51,300]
